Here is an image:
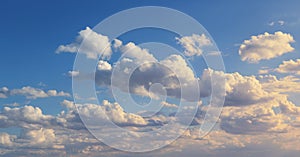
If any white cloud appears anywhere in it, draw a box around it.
[97,60,112,71]
[119,42,157,63]
[1,86,70,99]
[161,101,178,109]
[0,105,54,128]
[60,99,76,110]
[278,20,285,26]
[0,94,300,156]
[258,69,270,74]
[201,69,272,106]
[77,100,148,126]
[268,20,285,26]
[112,39,122,50]
[56,27,112,59]
[104,54,199,101]
[275,59,300,75]
[0,133,15,146]
[0,87,9,98]
[268,21,275,26]
[176,34,212,57]
[239,31,295,63]
[259,74,300,93]
[22,128,56,146]
[68,70,80,77]
[220,104,290,134]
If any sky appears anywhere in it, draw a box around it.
[1,0,300,156]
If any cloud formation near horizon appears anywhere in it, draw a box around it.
[2,27,300,157]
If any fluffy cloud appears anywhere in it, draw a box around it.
[9,26,300,156]
[220,104,290,134]
[176,34,212,57]
[0,133,15,146]
[77,100,148,126]
[0,105,54,128]
[97,60,112,71]
[239,32,295,63]
[56,27,112,59]
[219,76,300,134]
[1,95,300,156]
[97,54,199,101]
[21,128,56,146]
[276,59,300,75]
[259,74,300,93]
[0,87,9,98]
[201,69,272,106]
[96,61,275,106]
[0,86,70,99]
[119,42,157,63]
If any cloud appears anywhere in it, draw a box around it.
[0,87,9,98]
[239,32,295,63]
[259,74,300,93]
[96,54,200,101]
[0,133,15,146]
[0,105,54,129]
[258,69,270,74]
[77,100,148,126]
[60,99,76,110]
[268,21,275,26]
[56,27,112,59]
[119,42,157,63]
[21,128,56,146]
[160,101,178,109]
[176,34,212,57]
[68,70,80,77]
[0,86,70,99]
[97,60,112,71]
[268,20,285,26]
[275,59,300,75]
[9,26,300,156]
[1,95,300,156]
[220,104,290,135]
[96,61,274,106]
[201,69,272,106]
[278,20,285,26]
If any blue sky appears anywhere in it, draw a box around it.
[1,0,300,156]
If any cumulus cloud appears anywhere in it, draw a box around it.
[97,60,112,71]
[176,34,212,57]
[0,105,54,128]
[219,73,300,134]
[96,60,274,106]
[105,54,200,101]
[0,133,15,146]
[8,26,300,156]
[259,74,300,93]
[1,95,300,156]
[239,32,295,63]
[21,128,56,146]
[119,42,157,63]
[201,69,272,106]
[275,59,300,75]
[56,27,112,59]
[77,100,148,126]
[220,104,290,134]
[0,86,70,99]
